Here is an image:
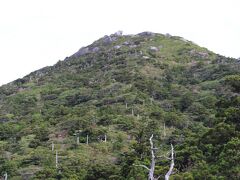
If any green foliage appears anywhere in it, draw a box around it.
[218,137,240,179]
[224,75,240,92]
[0,159,19,177]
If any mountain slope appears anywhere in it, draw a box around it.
[0,32,239,179]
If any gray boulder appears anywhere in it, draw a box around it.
[103,35,113,44]
[189,49,209,59]
[73,47,89,58]
[138,31,155,36]
[165,33,172,38]
[114,45,121,49]
[149,46,159,51]
[92,47,100,52]
[130,45,137,48]
[114,31,123,36]
[123,41,130,45]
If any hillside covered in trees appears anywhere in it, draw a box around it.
[0,32,239,180]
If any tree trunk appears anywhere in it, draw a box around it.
[165,144,174,180]
[137,114,140,119]
[52,142,54,151]
[4,172,7,180]
[56,150,58,169]
[77,136,80,145]
[148,134,155,180]
[163,122,166,137]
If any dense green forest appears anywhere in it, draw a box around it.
[0,32,239,179]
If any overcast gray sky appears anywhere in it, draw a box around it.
[0,0,239,85]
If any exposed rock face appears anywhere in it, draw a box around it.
[165,33,172,38]
[72,46,100,58]
[138,31,155,36]
[73,47,90,58]
[102,31,123,45]
[189,49,209,59]
[103,35,114,45]
[114,30,123,36]
[92,47,100,52]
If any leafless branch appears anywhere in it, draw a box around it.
[157,155,171,160]
[133,135,176,180]
[133,164,150,171]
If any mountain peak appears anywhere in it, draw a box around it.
[0,31,239,179]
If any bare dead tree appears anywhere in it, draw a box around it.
[56,150,58,169]
[52,142,54,151]
[134,134,156,180]
[134,134,175,180]
[86,134,89,145]
[163,122,166,138]
[165,144,174,180]
[149,134,156,180]
[4,172,7,180]
[74,130,82,145]
[77,136,80,145]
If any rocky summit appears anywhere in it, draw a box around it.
[0,32,239,179]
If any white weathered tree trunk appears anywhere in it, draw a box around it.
[77,136,80,145]
[134,135,175,180]
[52,142,54,151]
[134,134,156,180]
[56,150,58,168]
[163,122,166,137]
[86,135,89,145]
[165,144,174,180]
[137,114,140,119]
[4,172,7,180]
[132,108,134,116]
[148,134,155,180]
